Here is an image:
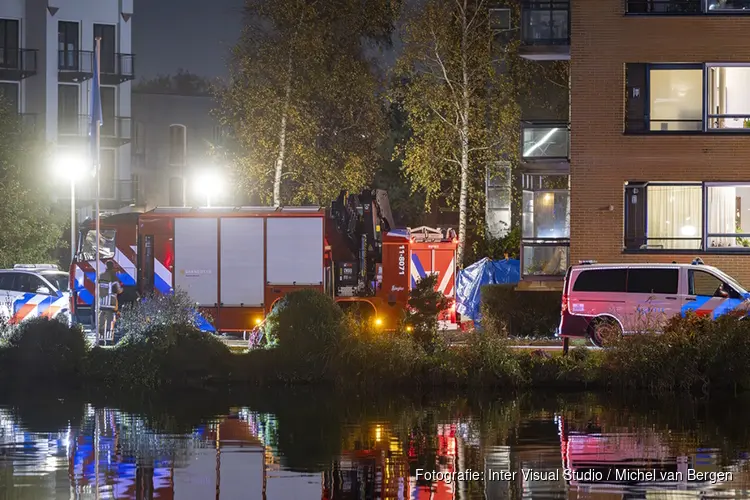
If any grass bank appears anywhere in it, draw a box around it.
[2,290,750,396]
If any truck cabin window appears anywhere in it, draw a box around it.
[79,229,116,261]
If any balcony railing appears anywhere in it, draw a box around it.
[521,238,570,278]
[58,115,132,144]
[58,50,93,82]
[0,48,38,80]
[521,121,570,161]
[101,54,135,85]
[58,50,135,84]
[521,0,570,46]
[626,0,750,14]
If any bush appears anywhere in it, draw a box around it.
[89,323,233,390]
[481,285,560,337]
[117,289,209,342]
[601,314,750,394]
[2,316,87,384]
[264,289,345,381]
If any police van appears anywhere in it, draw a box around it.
[0,264,71,324]
[559,259,750,347]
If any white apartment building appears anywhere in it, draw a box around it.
[0,0,135,216]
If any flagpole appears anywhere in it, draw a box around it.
[94,37,102,341]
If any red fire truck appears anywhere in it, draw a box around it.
[70,192,458,333]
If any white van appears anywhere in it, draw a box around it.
[559,260,750,347]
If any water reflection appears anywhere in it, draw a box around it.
[0,392,749,499]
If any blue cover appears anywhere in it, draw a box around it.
[455,258,521,325]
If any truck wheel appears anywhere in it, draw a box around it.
[588,317,622,348]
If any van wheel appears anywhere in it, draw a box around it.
[588,317,622,348]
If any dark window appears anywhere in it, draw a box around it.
[0,272,16,291]
[58,84,79,134]
[626,0,702,14]
[93,24,116,74]
[58,21,79,70]
[169,125,186,166]
[100,86,115,136]
[169,177,184,206]
[0,82,19,113]
[100,149,116,199]
[626,268,679,294]
[0,19,20,70]
[15,274,46,294]
[573,269,627,293]
[41,272,69,293]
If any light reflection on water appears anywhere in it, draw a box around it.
[0,393,748,499]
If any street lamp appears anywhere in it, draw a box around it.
[55,152,86,264]
[194,171,225,207]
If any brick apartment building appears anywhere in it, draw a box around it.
[519,0,750,286]
[571,0,750,285]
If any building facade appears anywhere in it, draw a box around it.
[518,0,750,287]
[131,90,229,209]
[0,0,135,216]
[567,0,750,285]
[517,0,571,288]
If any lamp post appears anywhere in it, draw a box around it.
[55,153,85,265]
[195,171,225,208]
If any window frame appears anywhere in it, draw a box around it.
[625,0,750,15]
[627,62,750,134]
[624,181,750,254]
[169,124,187,167]
[644,63,705,133]
[624,181,704,251]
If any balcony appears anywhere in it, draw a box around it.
[58,50,94,82]
[520,174,570,280]
[58,115,132,146]
[519,0,570,61]
[0,48,38,80]
[101,54,135,85]
[58,50,136,84]
[626,0,750,14]
[521,121,569,171]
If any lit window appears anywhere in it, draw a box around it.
[648,68,703,131]
[706,65,750,130]
[706,183,750,249]
[625,183,702,250]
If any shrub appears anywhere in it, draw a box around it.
[116,289,209,342]
[264,289,345,381]
[601,313,750,394]
[458,331,526,388]
[2,316,87,384]
[407,274,450,352]
[481,285,560,337]
[91,323,233,390]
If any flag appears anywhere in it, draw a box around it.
[89,41,102,172]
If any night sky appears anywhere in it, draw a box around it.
[133,0,245,79]
[133,0,401,81]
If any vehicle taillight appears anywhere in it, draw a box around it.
[561,294,568,313]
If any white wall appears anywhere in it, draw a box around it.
[2,0,134,212]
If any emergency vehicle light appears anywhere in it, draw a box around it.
[692,257,705,265]
[14,264,59,270]
[578,260,597,265]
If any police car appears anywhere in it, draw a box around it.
[0,264,71,324]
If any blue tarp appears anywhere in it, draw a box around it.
[455,258,521,326]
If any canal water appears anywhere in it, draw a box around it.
[0,390,749,499]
